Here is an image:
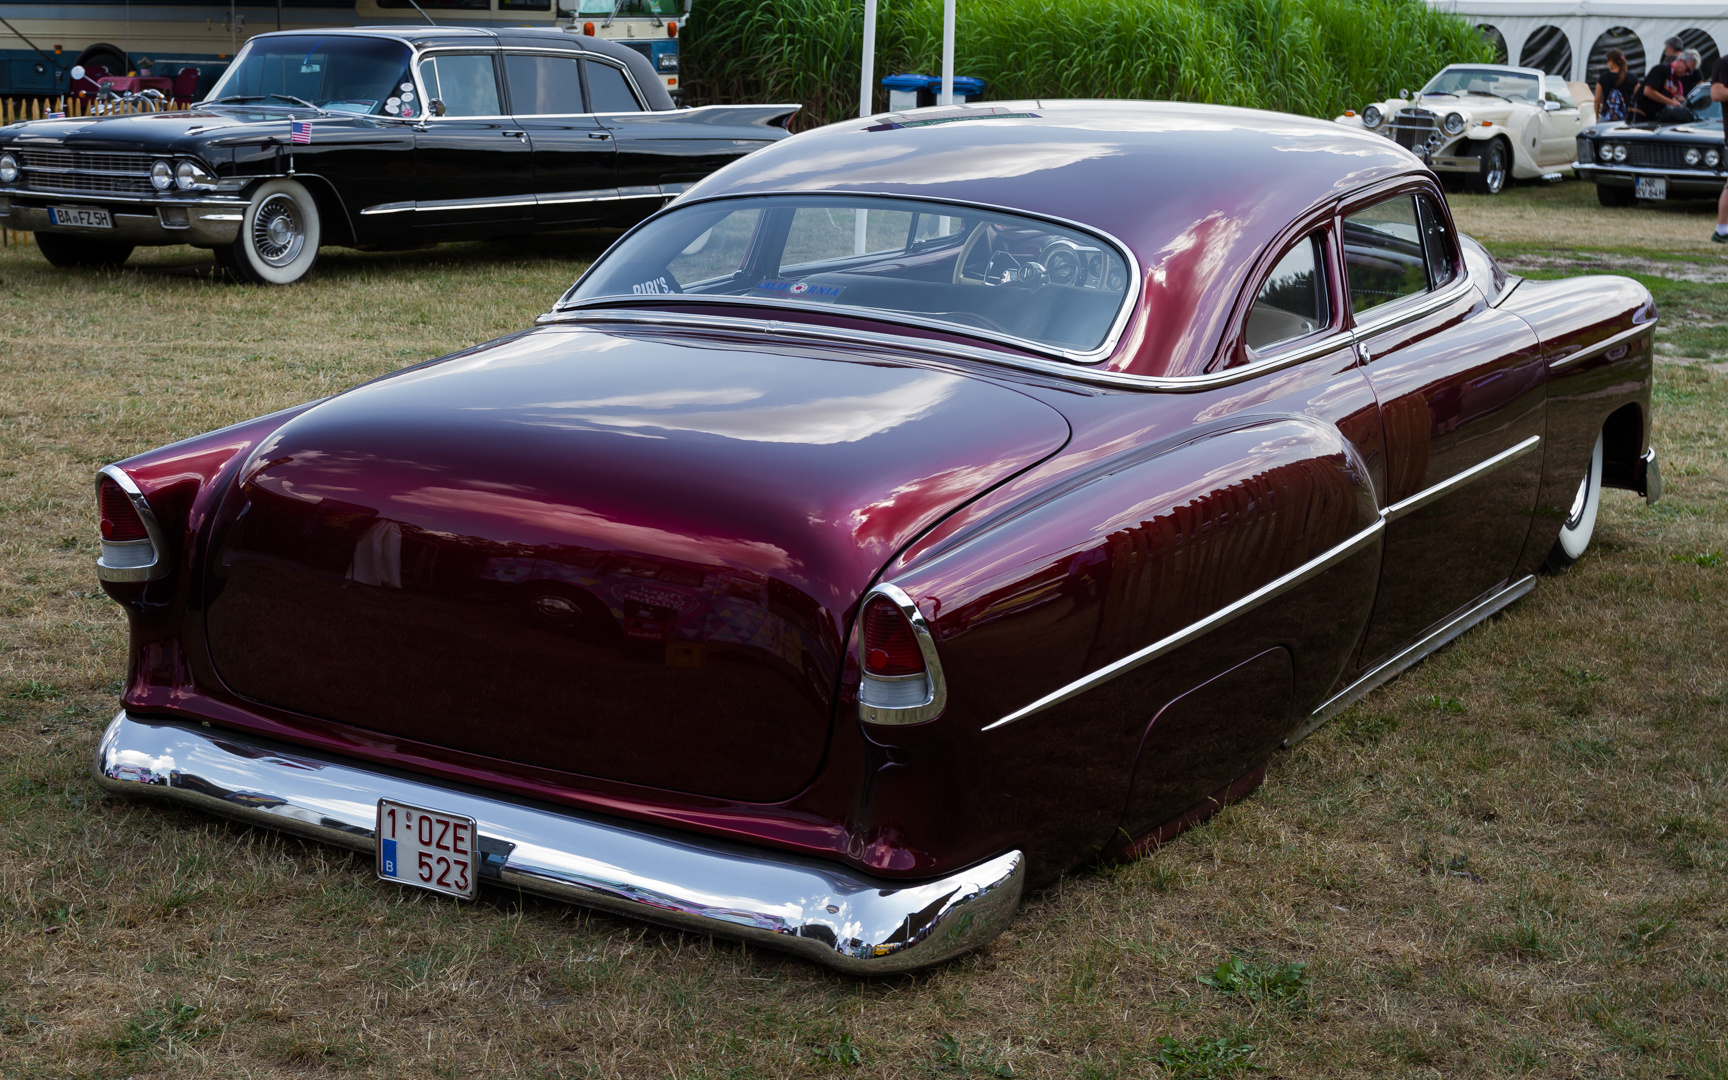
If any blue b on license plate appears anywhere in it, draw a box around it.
[376,798,479,899]
[48,206,113,228]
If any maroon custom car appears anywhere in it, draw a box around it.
[92,100,1660,972]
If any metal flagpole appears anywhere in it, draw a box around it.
[856,0,878,255]
[940,0,954,105]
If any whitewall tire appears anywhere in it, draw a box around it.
[1547,430,1603,570]
[222,178,321,285]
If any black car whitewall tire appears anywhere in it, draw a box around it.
[1465,139,1508,195]
[1546,430,1604,571]
[222,178,321,285]
[35,231,134,269]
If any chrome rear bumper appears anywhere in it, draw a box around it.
[93,712,1023,973]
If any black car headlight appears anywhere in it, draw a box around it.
[1597,143,1613,162]
[1362,104,1383,129]
[1443,111,1466,135]
[175,159,216,191]
[1709,149,1722,168]
[1612,144,1628,163]
[149,159,174,191]
[1685,147,1702,166]
[0,152,17,184]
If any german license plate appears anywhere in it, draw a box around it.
[48,206,113,228]
[1635,177,1667,199]
[376,798,478,900]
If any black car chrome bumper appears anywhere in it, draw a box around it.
[1574,163,1727,196]
[93,712,1025,973]
[0,193,248,246]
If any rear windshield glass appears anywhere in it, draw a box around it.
[561,195,1134,355]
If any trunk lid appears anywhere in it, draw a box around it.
[203,325,1069,802]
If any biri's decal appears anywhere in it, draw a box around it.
[632,276,676,294]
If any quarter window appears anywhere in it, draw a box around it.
[584,60,642,113]
[417,53,501,117]
[1245,235,1327,352]
[505,53,585,115]
[1343,196,1427,315]
[1416,196,1456,289]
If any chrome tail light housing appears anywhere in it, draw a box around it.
[96,466,170,582]
[856,583,946,725]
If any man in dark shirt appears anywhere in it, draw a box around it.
[1713,55,1728,242]
[1631,53,1695,123]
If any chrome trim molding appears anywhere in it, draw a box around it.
[94,465,171,583]
[412,193,539,212]
[94,712,1024,974]
[1383,434,1541,522]
[360,201,415,216]
[535,188,624,205]
[982,518,1386,732]
[1547,322,1654,372]
[1289,574,1536,744]
[857,582,948,726]
[1351,275,1474,338]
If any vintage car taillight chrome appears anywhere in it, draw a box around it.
[1361,105,1384,129]
[1685,147,1703,166]
[149,159,174,191]
[1612,144,1628,163]
[0,152,17,184]
[1709,149,1722,168]
[95,466,170,582]
[857,584,946,726]
[175,159,217,191]
[1442,111,1466,135]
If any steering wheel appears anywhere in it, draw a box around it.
[952,222,994,285]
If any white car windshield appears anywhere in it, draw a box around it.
[1422,67,1540,104]
[204,35,414,115]
[562,195,1135,356]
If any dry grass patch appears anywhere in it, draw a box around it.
[0,221,1725,1078]
[1449,176,1724,252]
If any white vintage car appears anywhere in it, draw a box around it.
[1336,64,1594,194]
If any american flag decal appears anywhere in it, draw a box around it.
[47,111,65,119]
[290,120,313,144]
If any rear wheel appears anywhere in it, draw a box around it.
[1545,430,1604,571]
[1464,139,1509,195]
[220,178,321,285]
[1596,183,1636,207]
[35,231,134,269]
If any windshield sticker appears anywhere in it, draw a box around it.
[754,280,844,300]
[400,82,414,93]
[399,103,415,118]
[632,275,677,295]
[867,106,1039,131]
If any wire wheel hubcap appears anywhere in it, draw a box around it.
[1486,147,1506,191]
[251,194,305,267]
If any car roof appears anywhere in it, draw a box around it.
[684,100,1426,376]
[1435,63,1546,80]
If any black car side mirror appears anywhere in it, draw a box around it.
[429,99,447,117]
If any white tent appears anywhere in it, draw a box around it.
[1426,1,1728,83]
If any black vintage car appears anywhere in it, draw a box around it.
[0,28,796,283]
[1575,82,1726,207]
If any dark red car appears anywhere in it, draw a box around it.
[92,101,1661,972]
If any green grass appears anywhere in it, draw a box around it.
[683,0,1492,127]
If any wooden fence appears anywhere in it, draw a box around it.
[2,94,172,247]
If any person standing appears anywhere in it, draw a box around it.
[1712,52,1728,242]
[1595,49,1637,122]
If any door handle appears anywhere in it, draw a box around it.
[503,130,526,139]
[1356,341,1372,364]
[588,131,612,140]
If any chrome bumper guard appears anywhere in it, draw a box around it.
[94,712,1024,973]
[2,197,247,246]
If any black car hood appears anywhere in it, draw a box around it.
[2,108,387,152]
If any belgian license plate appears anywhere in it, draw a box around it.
[376,799,479,900]
[48,206,113,228]
[1635,177,1668,199]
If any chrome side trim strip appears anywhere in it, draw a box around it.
[94,712,1024,974]
[857,582,948,726]
[94,465,171,583]
[360,201,414,216]
[535,188,623,205]
[1547,322,1654,372]
[1383,434,1541,522]
[1351,275,1474,338]
[981,518,1386,732]
[412,194,539,212]
[1288,574,1536,745]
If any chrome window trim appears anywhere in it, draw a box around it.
[579,55,648,114]
[1547,321,1654,372]
[1349,271,1474,338]
[857,582,948,726]
[555,190,1145,367]
[413,47,508,120]
[1382,434,1541,521]
[94,465,171,583]
[500,47,594,118]
[980,518,1386,732]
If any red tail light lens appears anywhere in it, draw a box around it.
[862,598,925,676]
[100,477,148,541]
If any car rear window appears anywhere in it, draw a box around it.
[560,195,1135,357]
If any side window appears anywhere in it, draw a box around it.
[1343,196,1427,315]
[1543,75,1575,107]
[1416,196,1456,289]
[1244,234,1327,353]
[504,53,585,115]
[417,53,501,117]
[583,60,642,113]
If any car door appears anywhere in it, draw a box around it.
[1538,76,1585,164]
[502,50,622,228]
[585,56,670,223]
[412,50,535,234]
[1344,187,1546,669]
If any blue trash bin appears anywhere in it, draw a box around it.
[882,73,987,111]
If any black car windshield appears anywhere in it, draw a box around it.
[1422,66,1540,104]
[561,195,1134,356]
[204,36,414,115]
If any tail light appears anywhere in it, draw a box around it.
[857,585,946,725]
[95,467,167,582]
